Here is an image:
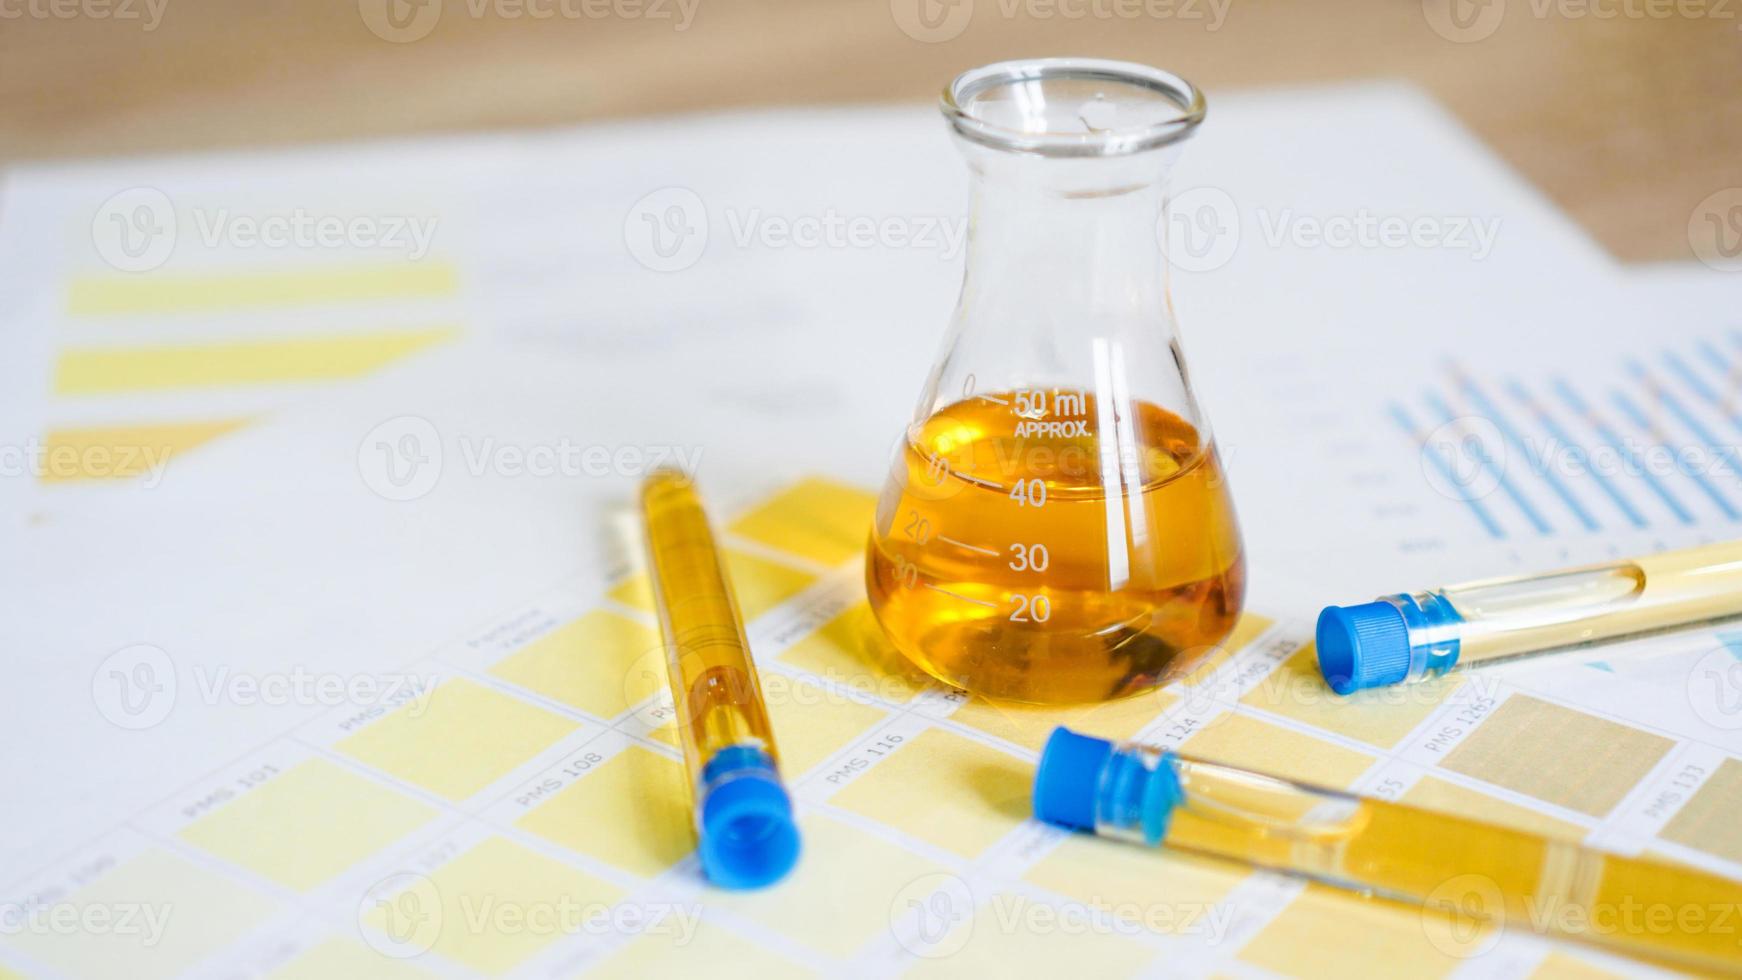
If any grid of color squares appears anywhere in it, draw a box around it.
[1,477,1735,980]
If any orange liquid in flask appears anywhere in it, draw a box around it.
[866,390,1245,703]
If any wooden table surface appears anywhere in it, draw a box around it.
[2,0,1737,262]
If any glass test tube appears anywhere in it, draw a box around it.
[1316,539,1742,693]
[640,469,800,889]
[1036,728,1742,975]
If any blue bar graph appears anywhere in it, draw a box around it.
[1394,337,1742,538]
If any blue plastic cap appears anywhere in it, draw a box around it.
[1316,601,1411,695]
[1036,727,1182,845]
[1034,727,1114,831]
[698,757,800,890]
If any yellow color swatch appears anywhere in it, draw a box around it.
[39,418,252,481]
[1180,711,1376,787]
[592,919,814,980]
[1172,612,1277,686]
[1241,644,1463,749]
[488,610,662,719]
[180,758,435,891]
[1439,695,1672,817]
[67,262,458,316]
[778,603,929,704]
[1529,951,1626,980]
[269,938,434,980]
[610,549,815,620]
[55,328,457,395]
[3,848,277,980]
[336,678,577,801]
[1659,757,1742,864]
[1240,885,1479,980]
[727,476,876,566]
[904,890,1155,979]
[951,688,1175,753]
[713,814,947,958]
[517,746,691,878]
[1401,776,1588,843]
[645,672,886,771]
[830,728,1029,858]
[765,674,889,774]
[363,836,620,976]
[1026,833,1248,935]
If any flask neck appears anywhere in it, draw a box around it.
[957,152,1175,328]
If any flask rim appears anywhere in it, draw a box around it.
[940,58,1206,158]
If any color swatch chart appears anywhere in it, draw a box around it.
[3,477,1737,980]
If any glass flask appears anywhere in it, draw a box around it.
[866,58,1246,705]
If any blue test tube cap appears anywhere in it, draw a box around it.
[1033,726,1115,831]
[1315,600,1412,695]
[1036,727,1182,845]
[698,747,801,890]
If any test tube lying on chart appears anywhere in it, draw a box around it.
[1315,539,1742,693]
[1036,727,1742,975]
[640,469,800,889]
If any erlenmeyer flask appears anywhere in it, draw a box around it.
[866,59,1246,705]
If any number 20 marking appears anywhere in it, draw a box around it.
[1009,593,1051,622]
[903,510,932,544]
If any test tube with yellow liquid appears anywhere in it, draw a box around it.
[1318,539,1742,693]
[640,469,799,889]
[1037,728,1742,975]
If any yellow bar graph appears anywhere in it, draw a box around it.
[54,327,457,395]
[40,418,252,481]
[66,263,458,316]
